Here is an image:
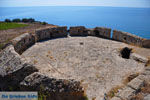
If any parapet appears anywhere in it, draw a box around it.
[142,40,150,48]
[69,26,88,36]
[69,26,111,39]
[11,33,35,54]
[35,26,67,42]
[112,30,144,46]
[94,27,111,38]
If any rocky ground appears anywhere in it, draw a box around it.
[21,36,149,100]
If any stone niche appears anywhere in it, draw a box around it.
[142,40,150,48]
[94,27,111,39]
[35,26,67,42]
[69,26,88,36]
[112,30,144,46]
[11,33,35,54]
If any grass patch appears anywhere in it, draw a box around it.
[0,22,28,30]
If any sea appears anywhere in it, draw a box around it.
[0,6,150,39]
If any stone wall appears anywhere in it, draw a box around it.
[11,33,35,54]
[20,72,86,100]
[0,38,86,100]
[112,30,144,46]
[142,40,150,48]
[69,26,111,39]
[94,27,111,38]
[0,45,38,90]
[35,26,67,42]
[69,26,88,36]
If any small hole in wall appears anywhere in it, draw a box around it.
[94,30,99,36]
[120,47,132,59]
[124,37,127,40]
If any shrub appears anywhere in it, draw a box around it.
[41,22,47,25]
[5,19,11,22]
[22,18,35,23]
[28,18,35,23]
[22,18,28,23]
[12,18,21,22]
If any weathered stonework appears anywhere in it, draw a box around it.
[130,53,148,63]
[20,72,86,100]
[0,45,38,90]
[94,27,111,38]
[11,33,35,54]
[142,40,150,48]
[35,26,67,42]
[112,30,144,46]
[69,26,88,36]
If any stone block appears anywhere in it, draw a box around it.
[94,27,111,38]
[117,86,135,99]
[142,40,150,48]
[0,45,38,90]
[69,26,88,36]
[127,78,144,90]
[130,53,148,63]
[112,30,143,46]
[51,26,68,38]
[20,72,86,100]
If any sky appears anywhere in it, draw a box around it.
[0,0,150,8]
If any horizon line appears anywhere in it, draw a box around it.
[0,5,150,8]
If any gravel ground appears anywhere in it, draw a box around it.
[22,36,146,100]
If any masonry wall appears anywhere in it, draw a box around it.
[142,40,150,48]
[112,30,144,46]
[94,27,111,38]
[11,33,35,54]
[69,26,88,36]
[35,26,67,42]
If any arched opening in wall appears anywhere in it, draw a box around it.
[94,30,99,36]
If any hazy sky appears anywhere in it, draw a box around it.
[0,0,150,8]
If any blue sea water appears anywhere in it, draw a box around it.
[0,6,150,39]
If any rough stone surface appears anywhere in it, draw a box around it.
[127,77,145,90]
[11,33,35,54]
[112,30,144,46]
[69,26,88,36]
[0,45,38,90]
[117,86,135,99]
[20,72,85,100]
[130,53,148,63]
[35,26,67,42]
[111,97,121,100]
[22,36,145,100]
[94,27,111,39]
[142,40,150,48]
[144,94,150,100]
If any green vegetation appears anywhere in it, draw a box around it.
[0,22,28,30]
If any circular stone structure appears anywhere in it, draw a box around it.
[21,36,145,100]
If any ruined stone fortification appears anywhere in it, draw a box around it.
[0,25,150,100]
